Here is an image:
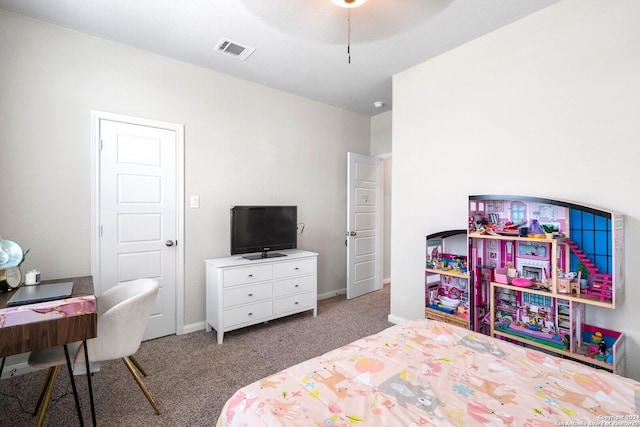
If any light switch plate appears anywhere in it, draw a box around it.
[190,195,200,208]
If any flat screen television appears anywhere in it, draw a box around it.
[230,205,297,260]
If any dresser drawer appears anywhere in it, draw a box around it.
[224,300,272,328]
[273,258,316,279]
[224,282,272,308]
[273,275,315,297]
[274,291,315,315]
[223,264,272,287]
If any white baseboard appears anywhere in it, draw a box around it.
[0,360,39,379]
[319,284,392,300]
[0,360,104,379]
[181,321,206,335]
[387,314,407,325]
[317,289,346,300]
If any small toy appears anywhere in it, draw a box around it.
[527,319,541,331]
[570,279,581,296]
[591,331,603,344]
[598,341,607,356]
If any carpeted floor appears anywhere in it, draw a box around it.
[0,284,391,426]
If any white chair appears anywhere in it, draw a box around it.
[28,278,161,426]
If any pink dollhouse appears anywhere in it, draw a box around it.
[469,195,625,374]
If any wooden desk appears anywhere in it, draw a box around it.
[0,276,97,357]
[0,276,97,426]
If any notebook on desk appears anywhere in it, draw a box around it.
[7,282,74,307]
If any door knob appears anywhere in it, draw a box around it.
[165,240,175,247]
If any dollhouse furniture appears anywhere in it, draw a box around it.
[557,277,571,293]
[424,230,471,330]
[585,278,613,301]
[557,271,581,295]
[571,277,581,295]
[467,195,625,373]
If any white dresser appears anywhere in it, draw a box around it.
[205,249,318,344]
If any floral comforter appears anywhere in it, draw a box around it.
[217,319,640,426]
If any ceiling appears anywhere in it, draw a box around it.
[0,0,559,116]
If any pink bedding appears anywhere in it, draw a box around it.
[217,319,639,426]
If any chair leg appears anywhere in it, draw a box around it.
[122,357,161,415]
[34,365,61,427]
[129,354,147,377]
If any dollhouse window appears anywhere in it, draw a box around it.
[538,205,556,222]
[511,201,527,223]
[522,292,552,307]
[487,200,504,212]
[517,242,548,259]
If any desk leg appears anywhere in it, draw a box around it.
[83,340,97,427]
[64,344,84,427]
[0,357,5,378]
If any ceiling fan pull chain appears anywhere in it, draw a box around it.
[347,8,352,64]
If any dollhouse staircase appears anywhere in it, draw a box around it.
[563,240,613,302]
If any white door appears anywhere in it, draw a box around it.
[97,117,179,340]
[346,152,382,299]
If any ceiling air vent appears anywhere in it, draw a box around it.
[216,38,255,61]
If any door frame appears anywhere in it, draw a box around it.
[90,110,185,335]
[377,152,392,286]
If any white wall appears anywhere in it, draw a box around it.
[371,111,393,282]
[0,10,370,332]
[392,0,640,380]
[382,158,392,282]
[370,111,392,156]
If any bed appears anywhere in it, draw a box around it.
[216,319,640,426]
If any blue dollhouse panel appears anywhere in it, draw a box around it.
[595,255,610,274]
[595,215,609,231]
[582,231,595,254]
[595,231,608,252]
[582,212,595,230]
[594,232,609,271]
[570,209,582,227]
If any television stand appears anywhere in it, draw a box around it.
[204,249,318,344]
[242,251,287,260]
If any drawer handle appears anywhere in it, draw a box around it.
[248,312,253,316]
[294,267,299,270]
[248,274,253,277]
[294,284,299,287]
[248,293,253,296]
[294,301,299,305]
